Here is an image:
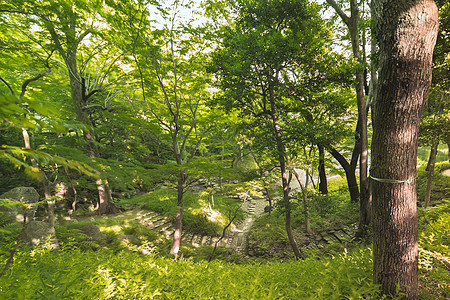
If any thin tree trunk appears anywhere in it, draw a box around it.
[291,168,312,234]
[349,0,371,234]
[170,169,185,257]
[317,143,328,194]
[329,147,359,202]
[371,1,438,298]
[326,0,370,234]
[424,142,438,208]
[22,129,54,226]
[268,86,302,259]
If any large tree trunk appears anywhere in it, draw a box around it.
[371,1,438,298]
[424,142,438,208]
[66,45,119,215]
[269,86,302,259]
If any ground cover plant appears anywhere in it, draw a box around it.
[0,246,382,299]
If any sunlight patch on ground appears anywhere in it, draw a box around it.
[99,225,123,234]
[204,207,220,222]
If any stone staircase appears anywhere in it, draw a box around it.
[311,225,357,249]
[127,197,267,251]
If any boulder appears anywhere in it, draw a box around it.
[0,187,40,224]
[23,221,59,250]
[79,223,108,242]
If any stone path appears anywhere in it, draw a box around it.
[229,197,267,253]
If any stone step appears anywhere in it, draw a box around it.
[162,227,174,239]
[152,220,172,231]
[191,235,202,247]
[138,216,165,227]
[136,212,160,221]
[182,233,194,244]
[331,230,347,243]
[143,218,168,229]
[201,235,211,247]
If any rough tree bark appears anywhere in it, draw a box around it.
[371,1,439,298]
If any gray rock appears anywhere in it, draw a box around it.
[0,187,40,224]
[79,223,108,242]
[23,221,59,250]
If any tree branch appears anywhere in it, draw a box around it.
[325,0,350,26]
[84,88,103,101]
[0,76,16,96]
[20,68,52,98]
[188,123,218,161]
[208,195,246,262]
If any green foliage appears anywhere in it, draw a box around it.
[0,95,99,180]
[418,200,450,255]
[419,252,450,299]
[0,247,382,299]
[417,145,448,166]
[0,214,22,261]
[420,212,450,255]
[249,189,358,259]
[417,198,450,298]
[327,175,352,193]
[248,212,292,258]
[293,190,358,229]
